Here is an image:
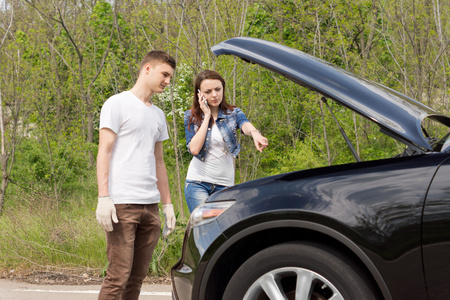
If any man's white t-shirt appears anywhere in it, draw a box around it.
[99,91,169,204]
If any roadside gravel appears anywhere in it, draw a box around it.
[0,268,171,286]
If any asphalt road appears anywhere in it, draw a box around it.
[0,279,172,300]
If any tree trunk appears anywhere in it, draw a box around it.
[319,99,331,166]
[0,84,6,213]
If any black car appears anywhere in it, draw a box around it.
[171,37,450,300]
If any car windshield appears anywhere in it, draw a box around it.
[427,120,450,152]
[434,133,450,152]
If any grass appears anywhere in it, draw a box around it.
[0,190,188,278]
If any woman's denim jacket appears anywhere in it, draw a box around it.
[184,107,250,162]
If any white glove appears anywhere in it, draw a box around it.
[96,196,118,232]
[162,203,176,237]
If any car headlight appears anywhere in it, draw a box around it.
[189,201,235,227]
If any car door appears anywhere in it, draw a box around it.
[422,156,450,299]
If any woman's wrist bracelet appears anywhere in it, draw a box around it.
[249,129,261,136]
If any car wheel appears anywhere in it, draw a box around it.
[222,242,380,300]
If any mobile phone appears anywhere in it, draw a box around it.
[198,89,207,106]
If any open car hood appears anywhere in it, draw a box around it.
[211,37,450,151]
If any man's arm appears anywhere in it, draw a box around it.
[155,141,171,205]
[96,128,118,232]
[97,128,117,196]
[155,141,176,236]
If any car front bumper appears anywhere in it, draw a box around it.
[171,220,226,300]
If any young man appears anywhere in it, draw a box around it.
[96,50,176,300]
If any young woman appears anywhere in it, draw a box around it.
[184,70,268,213]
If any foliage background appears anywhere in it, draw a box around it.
[0,0,448,276]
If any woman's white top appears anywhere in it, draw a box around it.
[186,124,235,186]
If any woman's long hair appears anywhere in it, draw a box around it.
[187,70,236,130]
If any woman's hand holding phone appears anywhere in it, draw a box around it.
[197,89,210,117]
[198,89,208,107]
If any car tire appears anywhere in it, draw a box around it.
[222,241,380,300]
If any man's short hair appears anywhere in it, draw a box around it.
[139,50,176,73]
